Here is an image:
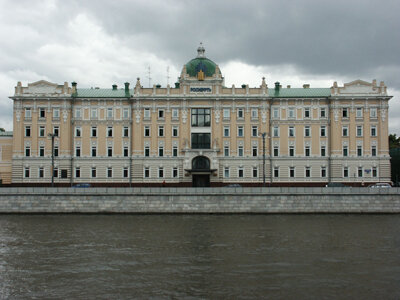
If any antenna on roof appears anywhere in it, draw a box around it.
[166,66,170,86]
[147,66,152,88]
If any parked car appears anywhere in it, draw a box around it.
[325,182,348,187]
[73,183,91,188]
[369,183,391,188]
[226,184,242,187]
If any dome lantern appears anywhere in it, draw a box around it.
[197,42,206,58]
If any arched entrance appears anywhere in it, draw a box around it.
[191,156,211,187]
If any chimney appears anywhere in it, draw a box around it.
[71,82,77,95]
[112,84,117,90]
[124,82,130,96]
[287,85,291,89]
[303,84,310,89]
[274,82,280,91]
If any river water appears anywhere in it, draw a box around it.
[0,215,399,299]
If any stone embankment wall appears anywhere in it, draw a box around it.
[0,187,400,213]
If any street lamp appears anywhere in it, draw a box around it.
[48,133,55,187]
[261,132,266,187]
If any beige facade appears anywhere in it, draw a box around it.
[6,46,392,186]
[0,131,12,185]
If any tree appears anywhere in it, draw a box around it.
[0,128,5,132]
[389,134,400,149]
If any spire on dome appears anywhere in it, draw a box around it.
[197,42,206,58]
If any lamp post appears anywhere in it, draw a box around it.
[261,132,266,187]
[48,133,55,187]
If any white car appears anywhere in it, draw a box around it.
[369,183,392,188]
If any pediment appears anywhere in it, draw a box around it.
[338,79,378,95]
[25,80,61,95]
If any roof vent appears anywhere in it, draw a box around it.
[112,84,117,90]
[274,82,280,91]
[287,85,291,89]
[303,84,310,89]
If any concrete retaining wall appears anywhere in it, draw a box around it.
[1,187,400,213]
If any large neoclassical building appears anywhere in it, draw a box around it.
[1,45,392,186]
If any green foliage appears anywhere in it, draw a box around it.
[389,134,400,149]
[0,128,5,132]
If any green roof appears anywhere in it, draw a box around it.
[75,88,131,98]
[186,57,217,77]
[268,88,331,98]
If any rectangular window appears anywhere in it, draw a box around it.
[358,167,363,177]
[158,109,164,119]
[372,167,377,177]
[75,146,81,157]
[273,126,279,137]
[370,108,377,118]
[172,126,179,137]
[40,108,46,118]
[54,168,59,178]
[289,146,294,157]
[39,146,45,157]
[107,167,112,178]
[238,146,244,157]
[172,168,178,178]
[273,146,279,157]
[172,109,179,119]
[53,108,60,119]
[123,167,129,178]
[25,108,32,119]
[144,146,150,157]
[54,146,58,157]
[342,126,348,137]
[224,167,230,178]
[321,146,326,157]
[173,146,178,157]
[356,108,363,118]
[237,108,244,119]
[25,126,31,137]
[144,108,150,119]
[61,169,68,179]
[91,109,97,119]
[25,146,30,157]
[191,108,211,127]
[158,167,164,178]
[91,146,97,157]
[53,126,59,137]
[321,167,326,178]
[304,126,310,137]
[158,126,164,137]
[144,126,150,137]
[191,133,211,149]
[252,167,258,178]
[123,108,129,119]
[371,126,377,137]
[320,126,326,137]
[91,167,96,178]
[223,126,230,137]
[75,127,81,137]
[238,126,244,137]
[144,167,150,178]
[123,127,129,137]
[39,167,44,178]
[290,167,295,178]
[91,127,97,137]
[289,126,295,137]
[252,126,258,137]
[252,146,258,157]
[107,146,113,157]
[304,108,310,118]
[39,126,45,137]
[223,108,230,119]
[343,146,348,157]
[357,145,362,157]
[305,146,310,157]
[75,168,80,178]
[124,147,129,157]
[251,109,258,119]
[107,126,113,137]
[305,167,311,178]
[274,167,279,178]
[342,108,348,118]
[288,108,295,118]
[320,108,326,118]
[24,167,30,178]
[372,146,377,157]
[107,108,113,119]
[273,108,279,119]
[357,125,363,137]
[238,168,244,178]
[75,108,81,118]
[224,146,229,157]
[158,146,164,157]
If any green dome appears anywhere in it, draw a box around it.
[185,57,217,77]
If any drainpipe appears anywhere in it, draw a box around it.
[328,97,331,185]
[70,82,77,187]
[269,99,273,187]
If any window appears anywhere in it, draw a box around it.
[223,108,230,119]
[91,146,97,157]
[144,167,150,178]
[305,146,310,157]
[343,146,348,157]
[39,168,44,178]
[237,108,244,119]
[320,126,326,137]
[224,167,230,178]
[25,108,31,119]
[144,126,150,137]
[358,167,363,177]
[172,126,179,137]
[75,108,81,118]
[158,126,164,137]
[75,146,81,157]
[223,126,230,137]
[39,146,45,157]
[238,126,244,137]
[273,108,279,119]
[39,126,45,137]
[40,108,46,118]
[144,146,150,157]
[107,108,113,119]
[107,126,113,137]
[91,109,97,119]
[25,126,31,137]
[172,168,178,178]
[357,126,363,137]
[304,126,310,137]
[172,146,178,157]
[371,126,377,137]
[123,167,129,178]
[54,146,58,157]
[251,109,258,119]
[24,167,30,178]
[304,108,310,118]
[320,108,326,118]
[342,126,348,137]
[158,146,164,157]
[25,146,30,157]
[107,146,113,157]
[273,126,279,137]
[53,168,58,178]
[357,145,362,157]
[290,167,295,178]
[356,108,363,118]
[370,108,377,118]
[305,167,311,178]
[252,167,258,178]
[91,127,97,137]
[289,126,295,137]
[91,167,96,178]
[238,146,244,157]
[124,147,129,157]
[224,146,229,157]
[191,108,211,127]
[144,108,150,118]
[172,109,179,119]
[123,108,129,119]
[107,167,112,178]
[252,126,258,137]
[75,168,80,178]
[321,146,326,157]
[321,167,326,178]
[288,108,295,118]
[273,146,279,157]
[53,108,60,119]
[342,108,348,118]
[53,126,59,137]
[289,146,294,157]
[191,133,210,149]
[158,167,164,178]
[123,127,129,137]
[238,168,244,178]
[252,146,258,157]
[75,127,81,137]
[274,167,279,178]
[372,167,377,177]
[61,170,69,179]
[158,109,164,119]
[372,146,377,157]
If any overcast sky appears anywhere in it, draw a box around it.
[1,0,399,133]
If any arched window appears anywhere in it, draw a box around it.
[192,156,210,170]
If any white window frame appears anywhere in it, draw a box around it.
[223,108,230,119]
[53,108,60,118]
[223,126,230,137]
[356,108,363,118]
[172,126,179,137]
[144,108,151,119]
